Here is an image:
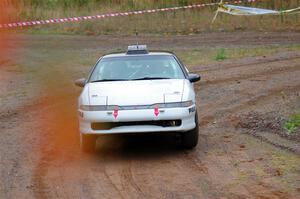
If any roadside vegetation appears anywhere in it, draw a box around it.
[75,43,300,68]
[1,0,300,35]
[284,114,300,134]
[215,48,227,61]
[175,44,300,66]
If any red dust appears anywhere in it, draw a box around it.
[0,0,20,63]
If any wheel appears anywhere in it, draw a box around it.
[181,112,199,149]
[80,133,97,153]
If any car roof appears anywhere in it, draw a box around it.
[102,51,174,59]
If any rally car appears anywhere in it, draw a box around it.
[75,45,201,152]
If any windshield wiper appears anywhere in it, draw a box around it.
[91,79,129,83]
[91,77,171,83]
[131,77,171,81]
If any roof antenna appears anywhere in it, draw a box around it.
[135,29,139,47]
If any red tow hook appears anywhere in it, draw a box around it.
[113,108,118,119]
[154,107,159,117]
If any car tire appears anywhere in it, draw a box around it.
[80,133,97,153]
[181,112,199,149]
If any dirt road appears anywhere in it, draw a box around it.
[1,32,300,199]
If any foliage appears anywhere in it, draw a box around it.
[1,0,300,35]
[215,48,227,61]
[284,114,300,134]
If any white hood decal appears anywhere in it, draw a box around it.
[88,79,185,106]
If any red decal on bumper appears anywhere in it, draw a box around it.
[154,107,159,116]
[113,109,118,119]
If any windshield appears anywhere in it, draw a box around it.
[89,55,185,82]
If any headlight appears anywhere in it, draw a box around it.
[152,100,194,108]
[180,100,194,107]
[80,105,119,111]
[80,101,194,111]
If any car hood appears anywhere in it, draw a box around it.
[87,79,186,106]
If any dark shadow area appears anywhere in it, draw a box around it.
[94,133,185,159]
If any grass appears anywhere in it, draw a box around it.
[215,48,227,61]
[284,114,300,134]
[172,44,300,68]
[1,0,300,35]
[69,43,300,70]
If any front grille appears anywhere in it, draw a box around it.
[91,120,182,130]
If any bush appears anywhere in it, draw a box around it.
[215,48,227,61]
[284,114,300,134]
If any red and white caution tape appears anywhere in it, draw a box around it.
[0,0,257,29]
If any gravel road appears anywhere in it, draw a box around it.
[1,32,300,199]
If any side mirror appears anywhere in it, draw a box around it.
[188,74,201,83]
[75,78,86,87]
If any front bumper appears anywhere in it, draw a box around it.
[78,106,196,135]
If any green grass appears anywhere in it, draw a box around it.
[284,114,300,134]
[215,48,227,61]
[172,44,300,68]
[2,0,300,35]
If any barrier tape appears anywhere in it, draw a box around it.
[0,0,257,29]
